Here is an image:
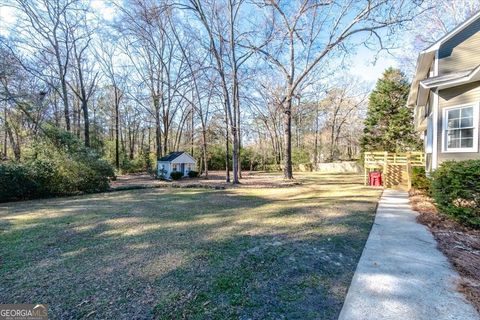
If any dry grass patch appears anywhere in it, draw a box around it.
[0,172,380,319]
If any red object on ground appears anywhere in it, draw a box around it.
[369,171,382,187]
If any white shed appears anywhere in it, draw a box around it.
[157,151,197,179]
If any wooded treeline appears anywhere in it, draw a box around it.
[1,0,424,182]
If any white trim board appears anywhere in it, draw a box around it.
[441,102,479,153]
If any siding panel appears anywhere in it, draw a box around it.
[437,82,480,164]
[438,18,480,75]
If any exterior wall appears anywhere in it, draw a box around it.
[425,153,432,172]
[171,153,196,177]
[173,162,195,177]
[438,19,480,75]
[171,153,196,164]
[436,82,480,165]
[157,161,196,178]
[157,161,172,178]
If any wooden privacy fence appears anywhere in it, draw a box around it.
[364,151,425,189]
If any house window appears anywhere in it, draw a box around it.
[172,164,177,171]
[443,104,478,152]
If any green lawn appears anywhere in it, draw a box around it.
[0,173,380,319]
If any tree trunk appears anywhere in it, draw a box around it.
[236,89,242,179]
[76,55,90,147]
[202,127,208,179]
[82,100,90,147]
[225,115,230,183]
[191,107,194,155]
[114,88,120,170]
[5,120,20,161]
[314,102,319,166]
[3,106,7,158]
[231,126,239,183]
[154,99,162,159]
[283,99,293,179]
[54,39,70,131]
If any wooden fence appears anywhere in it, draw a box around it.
[364,151,425,189]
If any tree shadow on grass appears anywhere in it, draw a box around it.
[0,182,378,320]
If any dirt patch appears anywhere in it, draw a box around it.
[111,171,302,191]
[410,189,480,312]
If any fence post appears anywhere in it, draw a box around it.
[406,151,412,190]
[383,151,388,188]
[364,152,368,186]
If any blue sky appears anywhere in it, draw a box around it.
[0,1,399,88]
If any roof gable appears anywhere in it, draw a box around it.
[439,17,480,59]
[408,11,480,108]
[424,11,480,54]
[171,152,196,164]
[158,151,196,163]
[158,152,184,162]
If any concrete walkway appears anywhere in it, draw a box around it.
[338,189,479,320]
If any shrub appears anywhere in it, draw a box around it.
[0,163,38,202]
[432,160,480,228]
[170,171,183,180]
[411,167,431,194]
[29,158,62,196]
[0,126,115,203]
[188,170,199,178]
[264,164,282,172]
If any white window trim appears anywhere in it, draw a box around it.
[441,102,479,153]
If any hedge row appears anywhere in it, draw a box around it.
[411,160,480,228]
[0,126,115,203]
[431,160,480,228]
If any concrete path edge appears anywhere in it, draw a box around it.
[338,189,479,320]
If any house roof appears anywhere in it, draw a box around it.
[423,11,480,53]
[158,152,185,162]
[407,11,480,108]
[420,65,480,90]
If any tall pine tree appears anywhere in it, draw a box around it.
[360,68,421,152]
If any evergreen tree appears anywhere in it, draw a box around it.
[360,68,421,152]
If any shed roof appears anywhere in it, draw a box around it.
[158,152,185,162]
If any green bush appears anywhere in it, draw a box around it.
[411,167,431,193]
[188,170,199,178]
[29,158,62,195]
[0,126,115,203]
[432,160,480,228]
[0,163,38,202]
[264,164,282,172]
[170,171,183,180]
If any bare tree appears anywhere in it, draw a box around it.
[68,15,99,147]
[7,0,87,131]
[183,0,252,184]
[249,0,420,179]
[398,0,480,73]
[96,40,125,170]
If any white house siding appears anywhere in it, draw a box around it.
[170,153,196,165]
[157,161,172,178]
[171,153,196,177]
[157,153,196,178]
